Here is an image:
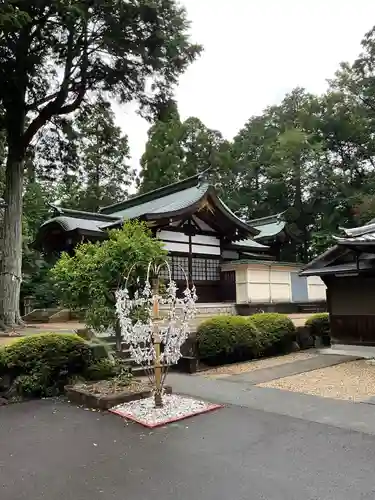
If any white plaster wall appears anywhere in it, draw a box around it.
[158,230,188,243]
[222,261,325,304]
[191,244,221,255]
[157,229,221,256]
[162,241,189,253]
[247,265,295,303]
[235,267,249,304]
[191,234,220,246]
[307,276,326,301]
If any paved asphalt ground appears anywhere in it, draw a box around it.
[2,390,375,500]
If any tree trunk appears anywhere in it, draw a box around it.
[0,153,24,330]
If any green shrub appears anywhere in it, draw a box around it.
[84,358,116,381]
[249,313,296,354]
[1,333,92,397]
[14,373,51,398]
[305,313,330,337]
[197,315,261,362]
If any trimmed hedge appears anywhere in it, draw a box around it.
[197,313,297,364]
[305,313,330,337]
[0,333,92,397]
[249,313,296,354]
[197,316,261,363]
[305,313,330,335]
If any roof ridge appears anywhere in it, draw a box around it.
[99,169,211,215]
[248,211,285,227]
[50,204,119,222]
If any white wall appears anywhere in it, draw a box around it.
[221,261,327,303]
[247,265,294,303]
[307,276,326,301]
[157,229,221,256]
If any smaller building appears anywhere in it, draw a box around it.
[34,171,326,307]
[300,220,375,345]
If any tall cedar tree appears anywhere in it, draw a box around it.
[60,98,134,212]
[0,0,201,329]
[138,112,234,200]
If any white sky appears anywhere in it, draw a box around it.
[114,0,375,171]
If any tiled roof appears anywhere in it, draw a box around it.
[232,238,269,250]
[340,222,375,238]
[36,172,286,245]
[105,182,209,222]
[300,261,374,277]
[335,233,375,244]
[39,216,108,234]
[248,212,286,240]
[300,218,375,277]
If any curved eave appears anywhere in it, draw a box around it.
[139,187,259,237]
[334,239,375,252]
[254,222,287,241]
[32,217,106,251]
[339,222,375,238]
[209,189,260,236]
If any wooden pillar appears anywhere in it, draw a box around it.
[188,219,193,287]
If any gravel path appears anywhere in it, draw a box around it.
[201,351,318,378]
[259,360,375,401]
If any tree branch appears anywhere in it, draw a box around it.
[25,91,60,111]
[22,22,79,149]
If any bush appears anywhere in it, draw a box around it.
[197,316,261,363]
[50,220,166,333]
[249,313,296,354]
[0,333,92,397]
[84,358,116,381]
[305,313,330,337]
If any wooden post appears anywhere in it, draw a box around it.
[187,219,193,288]
[152,277,163,408]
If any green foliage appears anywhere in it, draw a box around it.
[84,359,116,381]
[57,98,135,212]
[50,220,166,331]
[0,0,201,327]
[305,313,330,337]
[138,114,234,198]
[197,316,261,362]
[248,313,296,353]
[21,179,59,308]
[0,333,92,397]
[197,313,297,363]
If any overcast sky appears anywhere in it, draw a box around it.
[114,0,375,171]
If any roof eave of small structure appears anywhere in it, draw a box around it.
[339,222,375,238]
[299,245,345,277]
[248,212,287,240]
[50,204,119,222]
[39,216,107,235]
[229,239,270,251]
[299,262,372,277]
[227,259,299,267]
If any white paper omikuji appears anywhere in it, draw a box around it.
[115,260,198,367]
[111,394,221,426]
